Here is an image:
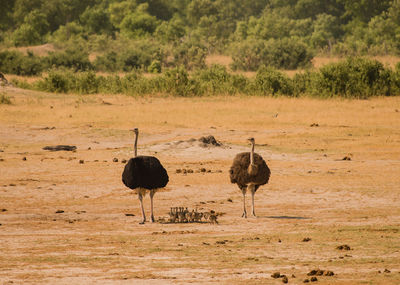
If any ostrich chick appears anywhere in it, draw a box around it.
[229,138,270,218]
[122,128,169,224]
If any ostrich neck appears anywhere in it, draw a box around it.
[134,132,138,157]
[250,142,255,166]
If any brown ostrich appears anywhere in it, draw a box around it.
[122,128,169,224]
[229,138,271,218]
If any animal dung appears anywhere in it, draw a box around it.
[43,145,77,152]
[271,272,281,278]
[336,244,351,250]
[307,269,335,276]
[159,207,219,224]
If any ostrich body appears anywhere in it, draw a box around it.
[122,128,169,224]
[229,138,270,218]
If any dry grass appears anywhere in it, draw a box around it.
[0,85,399,284]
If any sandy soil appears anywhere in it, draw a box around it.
[0,85,400,284]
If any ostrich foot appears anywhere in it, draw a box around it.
[151,215,155,223]
[242,212,247,218]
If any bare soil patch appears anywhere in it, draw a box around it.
[0,85,399,284]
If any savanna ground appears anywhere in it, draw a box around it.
[0,83,400,284]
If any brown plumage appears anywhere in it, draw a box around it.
[229,138,270,217]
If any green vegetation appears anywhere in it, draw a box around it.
[12,59,400,98]
[0,93,12,104]
[2,1,400,97]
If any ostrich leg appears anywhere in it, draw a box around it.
[150,189,155,223]
[250,184,256,216]
[241,187,247,218]
[138,190,146,224]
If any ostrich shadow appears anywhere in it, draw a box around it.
[257,215,311,220]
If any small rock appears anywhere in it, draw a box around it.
[310,277,318,282]
[79,160,84,164]
[176,169,182,173]
[187,169,193,173]
[113,158,118,162]
[342,156,351,161]
[121,159,127,163]
[271,272,281,279]
[22,157,27,161]
[307,270,318,276]
[125,213,135,217]
[227,198,233,202]
[282,276,288,283]
[325,271,334,276]
[384,269,391,273]
[1,209,7,212]
[302,237,311,242]
[200,168,206,172]
[336,244,351,250]
[310,123,319,127]
[303,279,310,283]
[55,210,64,214]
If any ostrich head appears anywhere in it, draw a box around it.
[247,137,255,144]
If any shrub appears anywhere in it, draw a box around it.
[0,50,43,75]
[94,51,119,72]
[312,57,394,98]
[193,64,250,95]
[253,66,293,96]
[231,38,313,71]
[172,42,207,70]
[72,71,99,94]
[0,93,12,104]
[148,59,161,73]
[46,48,93,71]
[36,69,71,93]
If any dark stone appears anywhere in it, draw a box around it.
[43,145,77,151]
[271,272,281,279]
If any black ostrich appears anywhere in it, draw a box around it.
[122,128,169,224]
[229,138,270,218]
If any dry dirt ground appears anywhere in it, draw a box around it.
[0,85,400,284]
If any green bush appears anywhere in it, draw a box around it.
[231,38,313,71]
[253,66,293,96]
[193,64,250,95]
[72,71,99,94]
[36,69,71,93]
[46,48,93,71]
[0,93,12,104]
[0,50,43,75]
[312,57,394,98]
[94,51,119,72]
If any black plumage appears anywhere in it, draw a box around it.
[122,156,169,190]
[229,138,271,218]
[121,128,169,224]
